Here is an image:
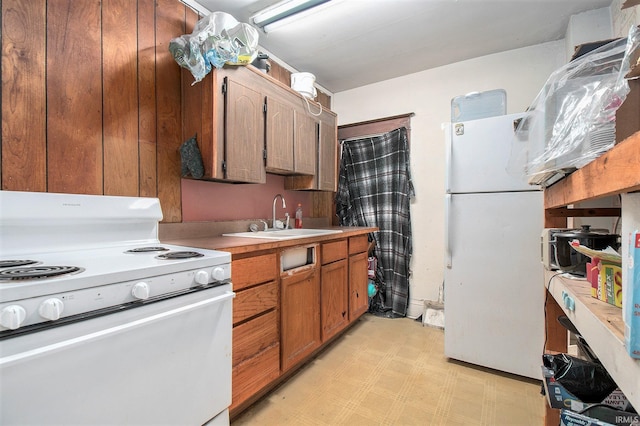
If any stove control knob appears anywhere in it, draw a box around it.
[212,267,226,281]
[1,305,27,330]
[195,270,210,285]
[39,298,64,321]
[132,282,150,300]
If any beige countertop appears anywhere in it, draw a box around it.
[161,225,377,256]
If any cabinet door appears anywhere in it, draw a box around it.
[318,114,337,191]
[294,111,317,175]
[224,77,266,183]
[349,252,369,319]
[284,110,337,191]
[320,259,349,342]
[281,267,321,372]
[265,96,294,174]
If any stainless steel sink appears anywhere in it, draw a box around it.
[223,228,343,240]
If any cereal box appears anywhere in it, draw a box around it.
[625,231,640,359]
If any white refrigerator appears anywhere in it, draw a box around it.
[444,113,544,379]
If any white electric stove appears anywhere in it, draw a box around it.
[0,191,233,426]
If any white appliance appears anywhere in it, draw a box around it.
[444,113,544,379]
[0,191,234,425]
[540,228,569,271]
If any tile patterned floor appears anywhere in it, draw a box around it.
[232,314,545,425]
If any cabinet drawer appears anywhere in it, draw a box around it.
[233,280,278,325]
[349,235,369,255]
[231,343,280,412]
[321,240,347,265]
[232,253,278,291]
[233,310,279,366]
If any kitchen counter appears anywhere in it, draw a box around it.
[160,223,378,416]
[161,225,377,255]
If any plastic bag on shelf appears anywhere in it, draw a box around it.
[169,12,259,84]
[508,25,640,186]
[542,353,618,403]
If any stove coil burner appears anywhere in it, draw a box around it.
[0,260,39,269]
[0,265,83,280]
[156,251,204,260]
[125,246,170,253]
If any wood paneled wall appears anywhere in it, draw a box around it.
[1,0,192,221]
[1,0,334,223]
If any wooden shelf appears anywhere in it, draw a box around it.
[545,270,639,410]
[544,131,640,209]
[543,131,640,425]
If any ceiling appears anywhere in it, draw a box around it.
[191,0,614,93]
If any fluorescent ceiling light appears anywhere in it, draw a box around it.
[253,0,331,31]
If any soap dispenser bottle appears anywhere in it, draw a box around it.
[295,204,303,229]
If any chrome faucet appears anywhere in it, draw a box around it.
[272,194,286,229]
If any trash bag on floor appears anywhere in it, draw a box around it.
[542,353,618,403]
[169,12,259,84]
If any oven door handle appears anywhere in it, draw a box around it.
[0,291,235,367]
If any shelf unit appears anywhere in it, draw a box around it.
[543,131,640,425]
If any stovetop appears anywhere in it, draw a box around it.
[0,191,232,307]
[0,243,231,303]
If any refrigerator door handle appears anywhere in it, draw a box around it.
[444,123,452,193]
[445,193,452,268]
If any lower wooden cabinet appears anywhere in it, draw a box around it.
[231,343,280,412]
[233,280,278,324]
[320,239,349,342]
[229,233,372,418]
[349,252,369,319]
[280,266,321,372]
[230,252,279,412]
[320,259,349,341]
[349,235,370,319]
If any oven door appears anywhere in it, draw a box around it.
[0,285,234,426]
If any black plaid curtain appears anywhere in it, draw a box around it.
[335,127,414,317]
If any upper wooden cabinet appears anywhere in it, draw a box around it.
[264,95,317,176]
[318,114,338,191]
[265,96,294,174]
[184,66,266,183]
[293,110,318,176]
[224,76,266,183]
[183,65,335,185]
[285,109,338,192]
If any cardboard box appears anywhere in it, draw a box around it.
[587,258,623,308]
[626,231,640,359]
[622,0,640,10]
[588,260,599,298]
[542,366,633,412]
[561,408,640,426]
[560,409,613,426]
[615,78,640,144]
[571,39,620,62]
